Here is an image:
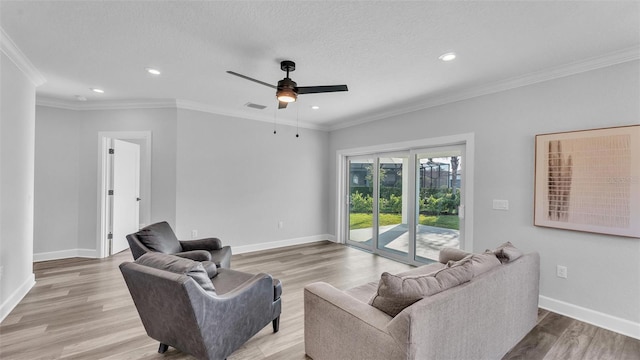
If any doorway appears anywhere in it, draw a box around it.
[339,134,474,266]
[98,131,152,258]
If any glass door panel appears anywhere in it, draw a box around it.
[376,155,410,258]
[347,158,375,249]
[415,149,463,262]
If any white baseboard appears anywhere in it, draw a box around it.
[33,248,98,262]
[232,234,335,255]
[1,273,35,323]
[539,295,640,340]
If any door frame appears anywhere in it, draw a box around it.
[97,131,152,258]
[336,133,475,256]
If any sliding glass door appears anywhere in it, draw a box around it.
[348,157,375,248]
[414,147,463,263]
[346,145,465,265]
[376,154,410,259]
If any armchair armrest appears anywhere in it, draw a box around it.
[197,273,276,345]
[180,237,223,251]
[173,250,212,262]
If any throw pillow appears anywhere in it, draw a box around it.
[136,252,216,294]
[490,241,523,264]
[369,261,473,317]
[439,247,472,264]
[134,221,182,254]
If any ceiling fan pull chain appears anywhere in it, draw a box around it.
[296,102,300,138]
[273,104,277,134]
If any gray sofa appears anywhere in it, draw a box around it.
[304,245,540,360]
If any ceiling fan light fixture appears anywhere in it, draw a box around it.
[277,88,297,103]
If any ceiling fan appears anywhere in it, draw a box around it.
[227,60,348,109]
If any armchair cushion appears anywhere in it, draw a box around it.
[135,221,182,254]
[136,252,216,294]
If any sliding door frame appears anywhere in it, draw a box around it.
[336,133,475,260]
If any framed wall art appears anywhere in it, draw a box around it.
[534,125,640,238]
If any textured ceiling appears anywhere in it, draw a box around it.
[1,1,639,130]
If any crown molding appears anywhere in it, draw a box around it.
[328,46,640,131]
[34,96,326,131]
[0,27,46,86]
[175,99,326,131]
[36,96,177,110]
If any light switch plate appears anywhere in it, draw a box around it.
[492,200,509,210]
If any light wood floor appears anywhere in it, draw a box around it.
[1,241,638,359]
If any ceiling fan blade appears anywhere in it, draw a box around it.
[297,85,348,94]
[226,71,277,89]
[278,101,288,109]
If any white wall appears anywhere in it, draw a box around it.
[34,107,80,255]
[33,106,177,257]
[175,109,330,252]
[0,52,37,320]
[328,61,640,335]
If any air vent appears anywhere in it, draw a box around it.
[245,102,268,110]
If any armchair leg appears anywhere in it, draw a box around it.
[272,316,280,333]
[158,343,169,354]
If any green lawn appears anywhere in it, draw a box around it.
[350,213,459,230]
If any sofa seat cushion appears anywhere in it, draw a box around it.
[136,252,216,294]
[345,281,379,303]
[369,261,473,317]
[134,221,182,254]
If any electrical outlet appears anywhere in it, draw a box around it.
[556,265,568,279]
[191,230,198,239]
[278,221,284,229]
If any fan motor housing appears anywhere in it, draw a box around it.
[280,60,296,72]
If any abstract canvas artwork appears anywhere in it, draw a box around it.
[534,125,640,238]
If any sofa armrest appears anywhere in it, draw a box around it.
[173,250,212,262]
[304,282,405,360]
[180,237,223,251]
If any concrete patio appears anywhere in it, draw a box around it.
[349,223,460,262]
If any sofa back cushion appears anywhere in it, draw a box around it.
[136,252,216,295]
[450,252,502,278]
[134,221,182,254]
[438,247,471,264]
[369,261,473,317]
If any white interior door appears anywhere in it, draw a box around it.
[111,139,140,254]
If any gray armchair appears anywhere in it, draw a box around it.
[126,221,232,268]
[120,252,282,360]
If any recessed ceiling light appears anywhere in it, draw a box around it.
[311,105,320,110]
[145,67,161,75]
[439,52,457,62]
[90,88,104,93]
